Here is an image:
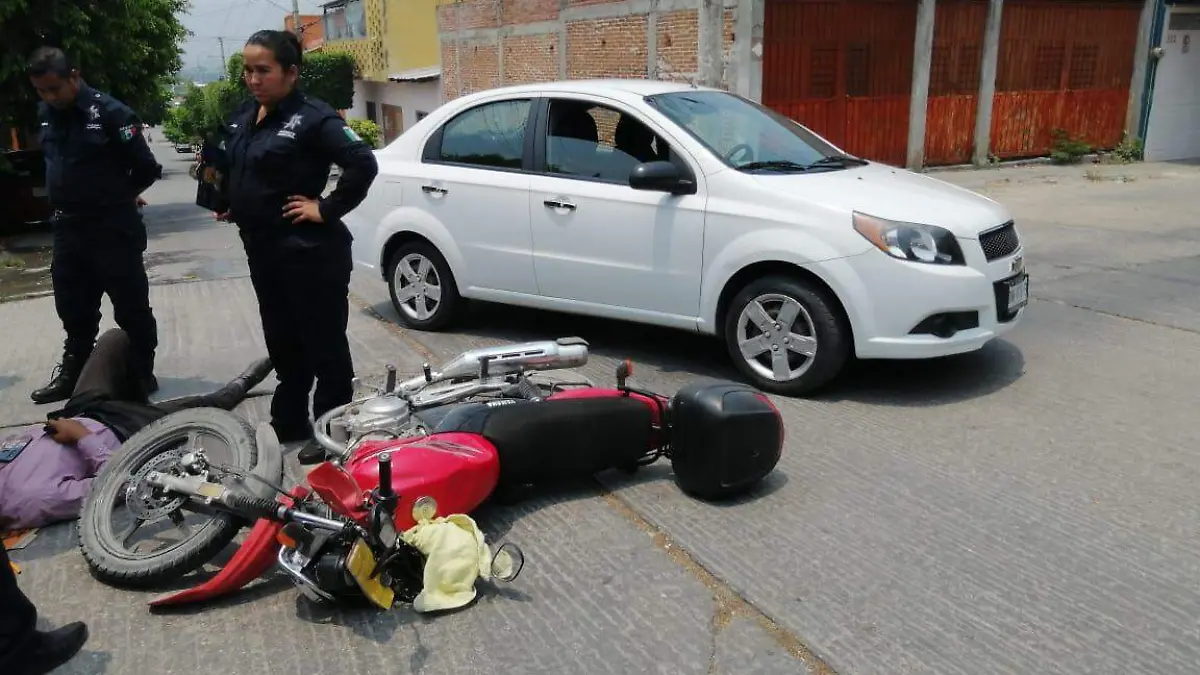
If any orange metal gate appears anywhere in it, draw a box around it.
[762,0,917,167]
[990,0,1141,159]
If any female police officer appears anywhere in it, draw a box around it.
[215,30,378,464]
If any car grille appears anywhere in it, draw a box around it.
[979,221,1020,261]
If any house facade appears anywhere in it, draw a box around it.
[320,0,444,144]
[434,0,1161,169]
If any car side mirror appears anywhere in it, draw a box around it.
[629,161,695,195]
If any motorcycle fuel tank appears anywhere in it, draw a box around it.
[338,432,501,530]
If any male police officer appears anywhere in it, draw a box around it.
[27,46,163,405]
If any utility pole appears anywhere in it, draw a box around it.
[217,37,226,78]
[292,0,302,37]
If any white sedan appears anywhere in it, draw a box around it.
[342,79,1027,396]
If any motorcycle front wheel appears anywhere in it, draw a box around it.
[78,408,260,589]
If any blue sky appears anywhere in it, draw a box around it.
[180,0,326,75]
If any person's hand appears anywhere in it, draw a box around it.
[45,419,93,444]
[135,196,148,208]
[283,195,324,224]
[214,210,231,222]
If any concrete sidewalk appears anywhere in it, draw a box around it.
[1,276,813,675]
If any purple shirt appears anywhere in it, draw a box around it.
[0,417,120,530]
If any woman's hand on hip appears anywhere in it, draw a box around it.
[284,195,324,224]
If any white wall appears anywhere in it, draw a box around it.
[345,78,442,145]
[1145,6,1200,161]
[376,79,443,130]
[347,79,373,120]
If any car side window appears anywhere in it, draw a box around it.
[543,99,674,183]
[437,98,531,169]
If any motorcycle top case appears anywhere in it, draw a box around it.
[668,381,783,500]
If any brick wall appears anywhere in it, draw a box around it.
[437,0,745,102]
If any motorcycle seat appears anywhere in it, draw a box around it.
[432,396,654,489]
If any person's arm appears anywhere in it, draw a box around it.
[107,104,163,196]
[46,419,118,474]
[313,114,379,225]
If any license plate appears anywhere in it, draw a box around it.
[1007,274,1029,312]
[345,538,395,610]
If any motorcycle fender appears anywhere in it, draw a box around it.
[147,485,310,608]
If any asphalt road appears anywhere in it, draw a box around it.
[3,141,1200,675]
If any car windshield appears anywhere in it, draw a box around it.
[643,90,862,173]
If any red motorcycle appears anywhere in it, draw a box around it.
[77,338,784,610]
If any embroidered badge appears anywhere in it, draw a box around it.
[88,104,100,120]
[118,124,139,142]
[278,113,303,139]
[344,126,362,142]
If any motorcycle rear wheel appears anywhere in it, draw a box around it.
[77,408,259,589]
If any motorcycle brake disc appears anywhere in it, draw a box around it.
[124,449,190,521]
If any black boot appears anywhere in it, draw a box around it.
[207,358,273,410]
[296,439,328,466]
[12,621,88,675]
[30,355,84,405]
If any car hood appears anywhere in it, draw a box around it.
[749,162,1010,239]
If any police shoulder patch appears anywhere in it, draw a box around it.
[118,124,139,142]
[344,126,362,143]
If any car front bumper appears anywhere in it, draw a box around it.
[816,238,1028,360]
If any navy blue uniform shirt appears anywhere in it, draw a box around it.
[37,82,163,213]
[222,88,378,241]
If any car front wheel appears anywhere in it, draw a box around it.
[386,241,462,331]
[723,275,850,396]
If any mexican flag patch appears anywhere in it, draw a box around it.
[344,126,362,142]
[118,124,139,142]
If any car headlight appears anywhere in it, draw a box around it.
[852,212,965,265]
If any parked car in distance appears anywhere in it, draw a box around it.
[342,79,1028,396]
[173,141,194,153]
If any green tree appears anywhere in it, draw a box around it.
[225,50,357,110]
[162,78,246,145]
[0,0,190,146]
[347,118,381,148]
[162,47,360,147]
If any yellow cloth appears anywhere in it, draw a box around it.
[400,513,515,613]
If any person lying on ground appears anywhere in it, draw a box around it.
[0,327,272,531]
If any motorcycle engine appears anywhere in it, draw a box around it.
[341,394,418,438]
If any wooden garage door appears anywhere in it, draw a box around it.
[762,0,917,167]
[990,0,1142,159]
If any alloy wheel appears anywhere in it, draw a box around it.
[393,252,443,321]
[735,293,819,382]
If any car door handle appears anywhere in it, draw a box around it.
[422,184,448,195]
[543,199,576,211]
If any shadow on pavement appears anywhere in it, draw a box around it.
[600,462,791,509]
[821,339,1026,406]
[0,374,20,394]
[59,649,112,674]
[364,298,1026,406]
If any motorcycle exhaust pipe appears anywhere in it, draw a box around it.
[398,337,590,389]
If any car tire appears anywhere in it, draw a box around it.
[723,274,850,396]
[386,241,462,331]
